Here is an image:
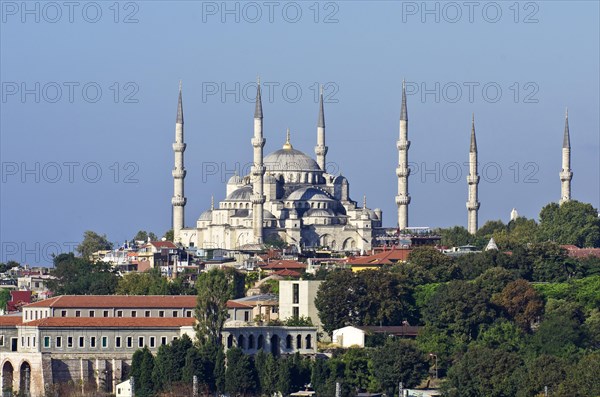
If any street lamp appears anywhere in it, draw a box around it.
[429,353,438,380]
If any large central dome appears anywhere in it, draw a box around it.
[264,148,321,173]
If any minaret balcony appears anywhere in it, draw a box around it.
[466,202,480,211]
[395,195,411,205]
[467,175,480,184]
[397,140,411,151]
[172,169,186,179]
[315,145,328,156]
[396,167,411,177]
[172,143,186,152]
[251,165,266,176]
[560,171,573,181]
[171,196,187,206]
[251,137,266,148]
[251,194,266,205]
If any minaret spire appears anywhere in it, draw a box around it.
[396,79,411,229]
[251,81,266,243]
[560,108,573,204]
[315,85,328,171]
[172,82,187,243]
[467,114,480,235]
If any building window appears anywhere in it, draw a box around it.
[33,337,36,347]
[286,335,292,349]
[79,336,85,348]
[145,310,151,317]
[127,336,133,348]
[43,336,50,348]
[102,336,108,348]
[115,337,122,348]
[293,283,299,304]
[61,310,67,317]
[248,335,255,349]
[103,310,109,317]
[159,311,165,318]
[150,337,155,348]
[138,337,144,347]
[306,334,312,349]
[0,335,4,346]
[90,337,96,348]
[117,310,123,317]
[257,335,264,349]
[131,311,137,318]
[75,310,81,317]
[56,337,62,348]
[89,310,95,317]
[172,311,178,318]
[296,334,302,349]
[161,337,167,346]
[186,311,192,318]
[67,337,73,348]
[244,311,249,322]
[292,307,299,320]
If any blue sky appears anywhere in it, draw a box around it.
[1,1,599,265]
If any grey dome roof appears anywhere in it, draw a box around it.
[225,186,252,201]
[199,210,212,221]
[264,148,321,173]
[228,174,243,185]
[304,208,335,217]
[287,187,333,201]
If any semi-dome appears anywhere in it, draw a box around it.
[198,210,213,221]
[286,187,333,201]
[264,148,321,173]
[225,186,252,201]
[228,174,243,185]
[304,208,335,217]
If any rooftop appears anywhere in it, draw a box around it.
[25,295,197,309]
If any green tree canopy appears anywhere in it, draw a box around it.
[48,253,118,295]
[371,339,429,395]
[538,201,600,247]
[76,230,113,260]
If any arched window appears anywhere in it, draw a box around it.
[306,335,312,349]
[296,334,302,349]
[19,362,31,396]
[257,335,264,350]
[286,335,292,349]
[238,335,245,349]
[248,335,255,349]
[227,334,233,348]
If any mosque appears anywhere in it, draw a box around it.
[170,81,573,251]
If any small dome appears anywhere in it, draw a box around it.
[228,174,243,185]
[286,187,333,202]
[263,209,276,219]
[304,208,334,217]
[225,186,252,201]
[199,210,212,221]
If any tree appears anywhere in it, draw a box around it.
[164,229,174,242]
[195,269,234,345]
[493,217,539,250]
[48,253,118,295]
[408,247,459,282]
[0,261,19,273]
[493,279,544,332]
[555,351,600,397]
[315,270,365,335]
[132,230,158,242]
[224,347,257,397]
[445,346,522,397]
[116,268,170,295]
[340,348,374,393]
[438,226,474,247]
[130,347,155,397]
[474,319,526,353]
[513,355,568,397]
[371,339,428,395]
[538,201,600,247]
[152,334,193,391]
[76,230,113,260]
[255,350,278,396]
[0,289,11,311]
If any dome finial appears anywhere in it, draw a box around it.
[211,194,214,210]
[283,128,293,150]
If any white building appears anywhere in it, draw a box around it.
[279,280,323,331]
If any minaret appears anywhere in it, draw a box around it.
[172,81,187,242]
[315,86,328,172]
[467,114,480,235]
[251,80,266,244]
[396,80,411,230]
[560,109,573,204]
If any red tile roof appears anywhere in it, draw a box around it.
[22,317,195,328]
[226,300,252,309]
[149,241,178,249]
[560,245,600,259]
[25,295,197,309]
[262,260,307,270]
[0,316,23,326]
[348,248,411,265]
[273,269,302,278]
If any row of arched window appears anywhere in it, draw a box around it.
[226,333,312,351]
